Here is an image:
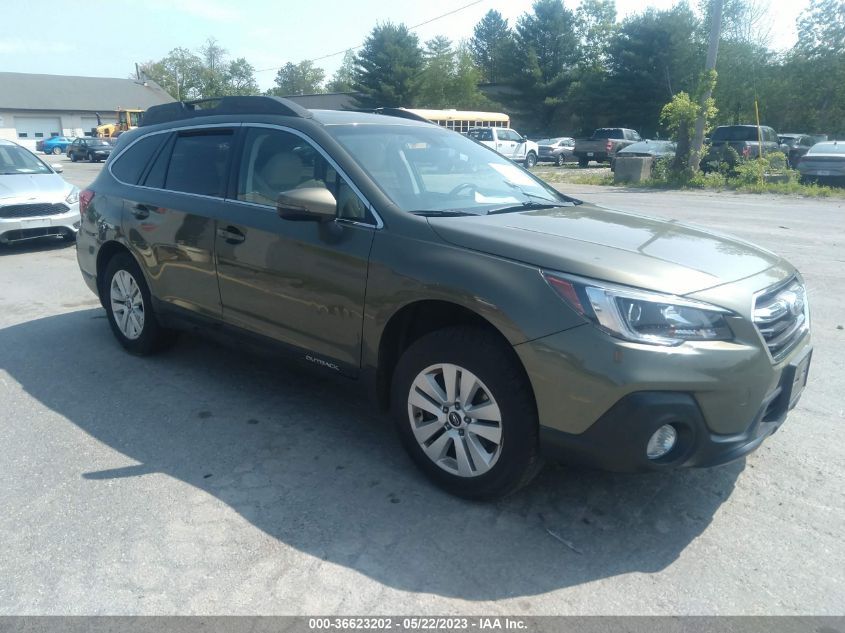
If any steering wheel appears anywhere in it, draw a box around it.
[448,182,478,198]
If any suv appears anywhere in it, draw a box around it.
[466,127,539,168]
[704,125,780,169]
[76,96,812,499]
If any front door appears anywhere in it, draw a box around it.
[215,126,375,372]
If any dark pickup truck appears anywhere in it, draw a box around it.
[573,128,641,167]
[703,125,780,169]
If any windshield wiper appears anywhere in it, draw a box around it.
[411,210,475,217]
[487,201,573,215]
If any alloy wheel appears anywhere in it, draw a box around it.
[110,270,145,340]
[407,363,503,477]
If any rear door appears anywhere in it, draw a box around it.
[116,127,235,320]
[214,125,375,371]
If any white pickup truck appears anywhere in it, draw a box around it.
[467,127,539,168]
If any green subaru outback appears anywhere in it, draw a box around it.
[76,97,812,498]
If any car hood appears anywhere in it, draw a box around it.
[0,174,70,203]
[427,203,784,296]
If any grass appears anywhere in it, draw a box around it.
[533,160,845,198]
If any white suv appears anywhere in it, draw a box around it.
[467,127,539,168]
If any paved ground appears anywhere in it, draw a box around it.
[1,160,843,615]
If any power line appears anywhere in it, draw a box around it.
[254,0,486,73]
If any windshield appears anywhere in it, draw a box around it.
[711,126,759,142]
[0,144,53,175]
[621,140,675,153]
[537,138,560,145]
[329,124,575,215]
[808,143,845,155]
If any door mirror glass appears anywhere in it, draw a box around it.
[277,187,337,222]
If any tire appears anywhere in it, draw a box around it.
[88,153,96,163]
[52,146,62,155]
[554,154,563,167]
[390,326,542,499]
[523,152,537,169]
[70,153,77,162]
[103,253,175,355]
[578,157,589,167]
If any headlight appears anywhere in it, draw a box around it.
[542,271,734,346]
[65,186,79,205]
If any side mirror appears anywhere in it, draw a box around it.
[51,164,64,173]
[277,187,337,222]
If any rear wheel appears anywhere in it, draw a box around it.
[103,253,175,355]
[391,326,542,499]
[578,157,590,167]
[88,152,96,163]
[52,146,62,155]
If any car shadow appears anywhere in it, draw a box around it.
[0,309,743,601]
[0,237,74,256]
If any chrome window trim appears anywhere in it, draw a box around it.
[107,122,383,229]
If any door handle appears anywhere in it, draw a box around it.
[131,203,151,219]
[217,225,246,244]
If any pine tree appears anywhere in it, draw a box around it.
[353,23,423,108]
[469,10,513,83]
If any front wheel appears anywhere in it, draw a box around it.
[391,327,542,499]
[554,154,564,166]
[523,152,537,169]
[103,253,175,355]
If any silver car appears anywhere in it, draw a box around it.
[0,139,80,244]
[798,141,845,182]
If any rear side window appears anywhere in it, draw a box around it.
[164,131,234,197]
[467,129,493,142]
[111,134,166,185]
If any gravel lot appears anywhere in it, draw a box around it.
[1,159,843,615]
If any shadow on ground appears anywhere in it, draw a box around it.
[0,309,743,600]
[0,237,75,256]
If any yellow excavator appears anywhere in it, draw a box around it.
[92,108,145,139]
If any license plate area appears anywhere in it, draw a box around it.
[787,351,812,408]
[587,152,594,156]
[21,218,50,228]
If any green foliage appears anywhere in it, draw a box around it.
[267,61,325,96]
[141,39,259,100]
[575,0,618,69]
[326,51,356,93]
[353,23,423,108]
[469,10,513,83]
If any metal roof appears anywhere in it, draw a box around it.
[0,72,175,112]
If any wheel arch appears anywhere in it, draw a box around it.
[374,299,535,412]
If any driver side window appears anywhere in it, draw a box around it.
[237,127,371,223]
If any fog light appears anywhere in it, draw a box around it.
[647,424,677,460]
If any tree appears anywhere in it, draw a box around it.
[416,36,455,107]
[141,47,203,101]
[268,61,326,96]
[496,0,581,133]
[469,10,513,83]
[575,0,618,69]
[353,23,423,108]
[690,0,722,172]
[224,58,260,96]
[198,37,228,98]
[605,5,704,136]
[326,50,356,92]
[795,0,845,58]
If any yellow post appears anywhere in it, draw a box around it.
[754,98,764,186]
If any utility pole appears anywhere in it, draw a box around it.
[689,0,723,172]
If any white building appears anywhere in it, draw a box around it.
[0,72,174,150]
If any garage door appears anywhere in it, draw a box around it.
[14,116,61,140]
[80,116,100,136]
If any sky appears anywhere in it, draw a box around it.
[0,0,808,92]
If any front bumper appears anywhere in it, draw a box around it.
[515,308,812,471]
[0,205,81,243]
[539,345,811,471]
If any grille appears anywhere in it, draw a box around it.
[0,203,70,219]
[753,277,809,361]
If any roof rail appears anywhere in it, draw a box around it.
[141,96,312,127]
[371,107,433,124]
